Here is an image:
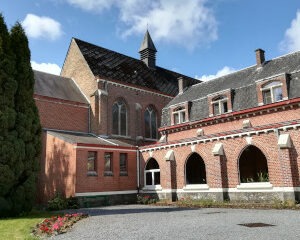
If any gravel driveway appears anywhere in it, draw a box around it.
[54,205,300,240]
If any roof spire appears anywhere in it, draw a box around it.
[139,30,157,69]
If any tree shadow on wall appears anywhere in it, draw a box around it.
[39,138,75,204]
[220,154,229,201]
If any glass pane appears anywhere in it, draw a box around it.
[120,153,127,172]
[263,90,272,104]
[213,103,219,115]
[181,112,186,123]
[105,153,112,172]
[144,109,150,138]
[174,113,179,124]
[146,172,152,185]
[263,81,280,88]
[151,110,157,139]
[112,104,119,134]
[154,171,160,185]
[120,104,127,136]
[273,87,283,102]
[87,152,96,171]
[222,101,228,113]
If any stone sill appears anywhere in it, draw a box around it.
[237,182,273,190]
[87,171,98,176]
[142,185,162,191]
[183,184,209,190]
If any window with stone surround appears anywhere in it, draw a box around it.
[173,106,186,124]
[212,95,228,115]
[112,99,127,136]
[261,81,283,104]
[144,106,157,139]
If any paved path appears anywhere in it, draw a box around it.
[54,205,300,240]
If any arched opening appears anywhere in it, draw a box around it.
[144,158,160,187]
[239,145,269,183]
[185,153,206,184]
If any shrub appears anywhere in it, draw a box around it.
[47,193,79,211]
[137,195,158,204]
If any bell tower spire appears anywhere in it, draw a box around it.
[139,30,157,69]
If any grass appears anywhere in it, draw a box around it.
[0,210,60,240]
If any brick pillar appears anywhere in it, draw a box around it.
[213,155,226,201]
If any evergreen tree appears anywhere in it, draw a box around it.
[0,16,42,217]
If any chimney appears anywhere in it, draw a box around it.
[178,77,187,94]
[255,48,265,66]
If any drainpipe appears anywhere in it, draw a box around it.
[136,147,140,193]
[88,106,91,133]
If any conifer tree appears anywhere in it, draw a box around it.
[0,15,42,217]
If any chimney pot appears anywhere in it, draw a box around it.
[255,48,265,66]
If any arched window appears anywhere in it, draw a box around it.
[144,106,157,139]
[262,81,283,104]
[212,95,228,115]
[112,99,127,136]
[144,158,160,187]
[239,145,269,183]
[185,153,207,185]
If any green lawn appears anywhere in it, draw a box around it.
[0,211,56,240]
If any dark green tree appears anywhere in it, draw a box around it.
[0,15,42,217]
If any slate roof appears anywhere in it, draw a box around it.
[47,131,135,147]
[34,70,89,104]
[161,51,300,126]
[139,30,157,52]
[74,38,199,96]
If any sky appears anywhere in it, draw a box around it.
[1,0,300,81]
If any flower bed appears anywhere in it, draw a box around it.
[32,213,88,237]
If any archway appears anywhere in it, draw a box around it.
[239,145,269,183]
[185,153,206,184]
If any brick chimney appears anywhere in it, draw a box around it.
[255,48,265,66]
[178,77,187,94]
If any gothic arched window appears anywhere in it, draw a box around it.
[112,100,127,136]
[144,106,157,139]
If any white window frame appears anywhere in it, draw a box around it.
[261,81,283,104]
[212,96,228,115]
[173,107,186,124]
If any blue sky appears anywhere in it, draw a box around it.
[1,0,300,80]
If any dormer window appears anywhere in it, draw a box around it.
[212,96,228,115]
[262,81,283,104]
[173,106,186,124]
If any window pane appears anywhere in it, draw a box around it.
[120,153,127,172]
[174,113,179,124]
[154,171,160,185]
[151,110,157,139]
[112,103,119,134]
[144,109,150,138]
[263,81,281,88]
[105,153,112,172]
[273,87,283,102]
[146,172,152,185]
[87,151,96,171]
[181,112,186,123]
[222,101,228,113]
[213,102,220,115]
[263,90,272,104]
[120,104,127,136]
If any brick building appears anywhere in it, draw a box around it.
[140,49,300,202]
[34,31,300,204]
[35,31,197,204]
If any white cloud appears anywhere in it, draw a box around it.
[66,0,217,49]
[196,66,236,81]
[22,14,63,41]
[280,10,300,53]
[31,61,61,75]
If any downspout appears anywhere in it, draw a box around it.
[88,106,91,133]
[136,147,140,193]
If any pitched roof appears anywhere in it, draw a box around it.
[47,130,135,147]
[73,38,199,96]
[161,51,300,126]
[34,70,89,104]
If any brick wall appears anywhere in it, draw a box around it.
[75,147,137,193]
[37,133,77,203]
[35,95,89,132]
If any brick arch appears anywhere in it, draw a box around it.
[184,151,207,185]
[236,143,270,183]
